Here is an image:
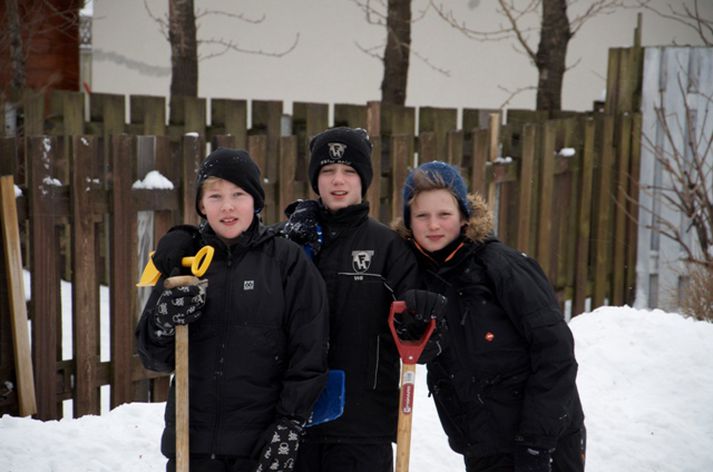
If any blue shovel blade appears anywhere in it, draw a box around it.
[306,369,345,428]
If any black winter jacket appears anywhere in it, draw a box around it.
[416,237,585,457]
[136,221,329,460]
[304,203,419,443]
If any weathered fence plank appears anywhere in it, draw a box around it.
[71,135,102,416]
[28,136,65,420]
[109,134,136,408]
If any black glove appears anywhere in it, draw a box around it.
[513,446,552,472]
[152,282,207,337]
[394,289,447,340]
[282,199,323,257]
[254,417,303,472]
[153,225,200,276]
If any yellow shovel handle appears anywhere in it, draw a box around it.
[182,245,214,277]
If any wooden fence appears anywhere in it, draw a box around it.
[0,86,642,419]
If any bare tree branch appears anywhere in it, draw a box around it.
[631,0,712,45]
[199,34,300,61]
[638,74,713,270]
[194,8,265,24]
[351,0,450,78]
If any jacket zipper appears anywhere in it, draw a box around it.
[209,247,232,456]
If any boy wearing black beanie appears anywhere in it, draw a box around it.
[284,127,444,472]
[136,148,329,472]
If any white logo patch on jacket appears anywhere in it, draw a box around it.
[352,250,374,273]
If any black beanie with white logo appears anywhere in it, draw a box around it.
[308,127,373,196]
[195,148,265,217]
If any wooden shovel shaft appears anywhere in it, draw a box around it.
[164,275,198,472]
[175,324,189,472]
[395,363,417,472]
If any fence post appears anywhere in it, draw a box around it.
[391,135,412,223]
[182,135,204,227]
[612,114,633,306]
[248,135,274,223]
[573,119,596,316]
[210,99,247,149]
[625,113,642,305]
[129,95,166,136]
[536,121,557,281]
[279,136,298,213]
[447,130,464,169]
[28,136,63,420]
[517,124,536,254]
[109,134,137,408]
[593,116,616,309]
[71,135,102,416]
[419,107,457,162]
[334,104,367,129]
[471,129,489,200]
[419,131,436,164]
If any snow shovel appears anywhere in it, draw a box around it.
[388,301,436,472]
[136,245,214,287]
[305,369,346,428]
[138,246,214,472]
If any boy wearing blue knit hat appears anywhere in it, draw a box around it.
[394,161,586,472]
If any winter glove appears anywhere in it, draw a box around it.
[394,289,447,340]
[282,199,323,258]
[152,281,207,338]
[153,225,201,276]
[513,446,553,472]
[253,417,304,472]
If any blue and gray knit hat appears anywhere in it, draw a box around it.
[402,161,472,228]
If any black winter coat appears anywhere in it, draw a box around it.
[416,237,585,457]
[136,221,329,460]
[304,203,420,443]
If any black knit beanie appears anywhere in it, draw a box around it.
[308,127,373,196]
[195,148,265,217]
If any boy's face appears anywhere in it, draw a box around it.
[199,178,255,241]
[410,189,466,252]
[317,163,362,211]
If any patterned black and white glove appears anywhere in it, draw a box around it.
[254,418,303,472]
[152,282,207,338]
[283,199,323,258]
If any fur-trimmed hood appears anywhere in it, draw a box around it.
[392,193,494,243]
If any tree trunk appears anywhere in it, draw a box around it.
[169,0,198,115]
[6,0,26,91]
[535,0,571,112]
[381,0,411,106]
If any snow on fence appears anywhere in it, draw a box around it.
[0,93,642,420]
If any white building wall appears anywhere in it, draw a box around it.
[89,0,712,115]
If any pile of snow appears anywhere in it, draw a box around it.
[1,306,712,472]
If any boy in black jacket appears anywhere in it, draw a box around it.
[393,161,586,472]
[281,127,445,472]
[136,149,329,472]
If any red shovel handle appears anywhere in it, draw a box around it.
[388,301,436,365]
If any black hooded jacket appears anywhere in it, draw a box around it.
[136,220,329,460]
[395,194,584,457]
[303,202,420,443]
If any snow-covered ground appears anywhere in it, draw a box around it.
[1,275,712,471]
